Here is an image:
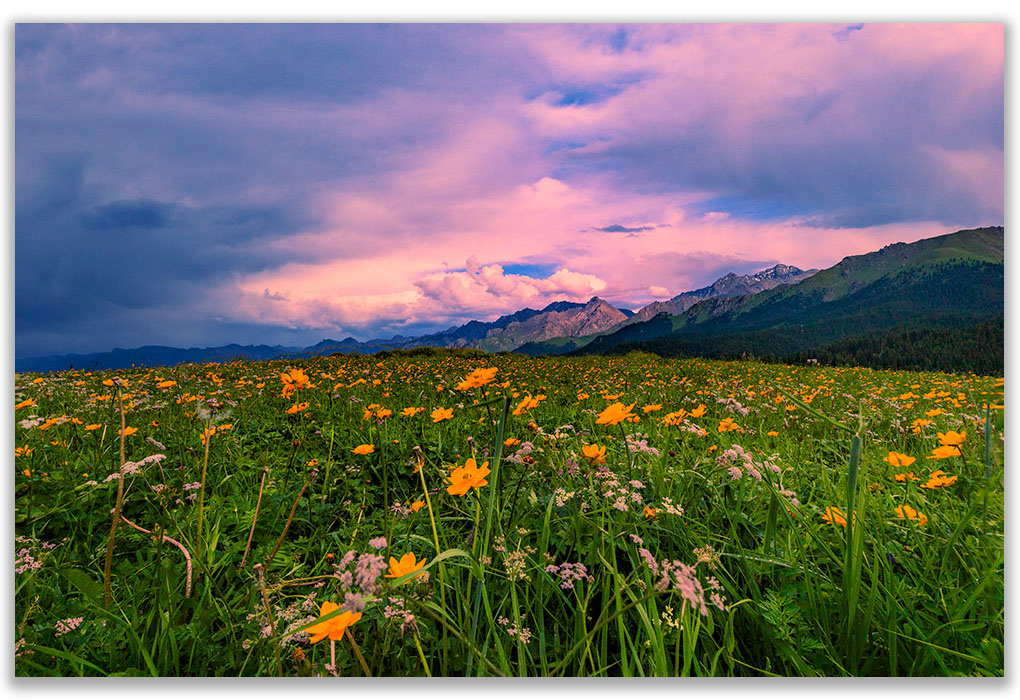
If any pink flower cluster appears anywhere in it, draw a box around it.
[497,616,533,645]
[635,545,727,617]
[15,536,56,574]
[625,434,661,457]
[244,595,318,648]
[382,596,418,635]
[105,453,167,481]
[544,561,593,590]
[354,552,387,594]
[715,444,781,482]
[601,478,644,513]
[342,591,366,613]
[716,396,750,416]
[54,617,84,637]
[504,441,535,465]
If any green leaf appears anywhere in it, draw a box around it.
[22,643,107,675]
[58,567,105,605]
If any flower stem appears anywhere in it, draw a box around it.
[618,421,634,482]
[196,416,212,562]
[413,445,448,674]
[119,514,192,598]
[413,628,432,677]
[345,629,372,676]
[263,469,318,572]
[240,466,270,570]
[102,387,126,608]
[253,564,283,677]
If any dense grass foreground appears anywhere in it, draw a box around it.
[14,350,1004,676]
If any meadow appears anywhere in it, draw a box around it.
[13,349,1004,677]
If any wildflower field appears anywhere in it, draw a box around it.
[13,350,1004,676]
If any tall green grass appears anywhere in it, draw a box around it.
[13,354,1004,676]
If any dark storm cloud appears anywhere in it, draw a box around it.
[14,158,317,355]
[16,23,528,357]
[81,200,179,230]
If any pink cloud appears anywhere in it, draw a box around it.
[225,164,946,332]
[213,24,1000,336]
[416,261,607,311]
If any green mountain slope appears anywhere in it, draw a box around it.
[568,226,1004,373]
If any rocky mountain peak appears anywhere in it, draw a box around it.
[755,263,803,279]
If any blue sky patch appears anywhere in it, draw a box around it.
[502,262,557,279]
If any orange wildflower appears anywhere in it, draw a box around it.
[717,417,740,433]
[937,430,966,447]
[910,418,932,434]
[596,402,637,426]
[885,452,916,468]
[895,504,928,526]
[364,406,392,420]
[920,470,957,489]
[200,426,216,446]
[456,367,498,391]
[661,409,687,426]
[385,552,427,582]
[581,444,607,465]
[446,458,491,496]
[352,444,375,455]
[306,602,362,644]
[431,407,454,423]
[280,368,311,398]
[927,445,961,460]
[821,506,852,528]
[512,394,542,416]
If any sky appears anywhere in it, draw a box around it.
[14,22,1004,358]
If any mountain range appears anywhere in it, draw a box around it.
[15,227,1004,374]
[570,226,1003,374]
[622,263,817,326]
